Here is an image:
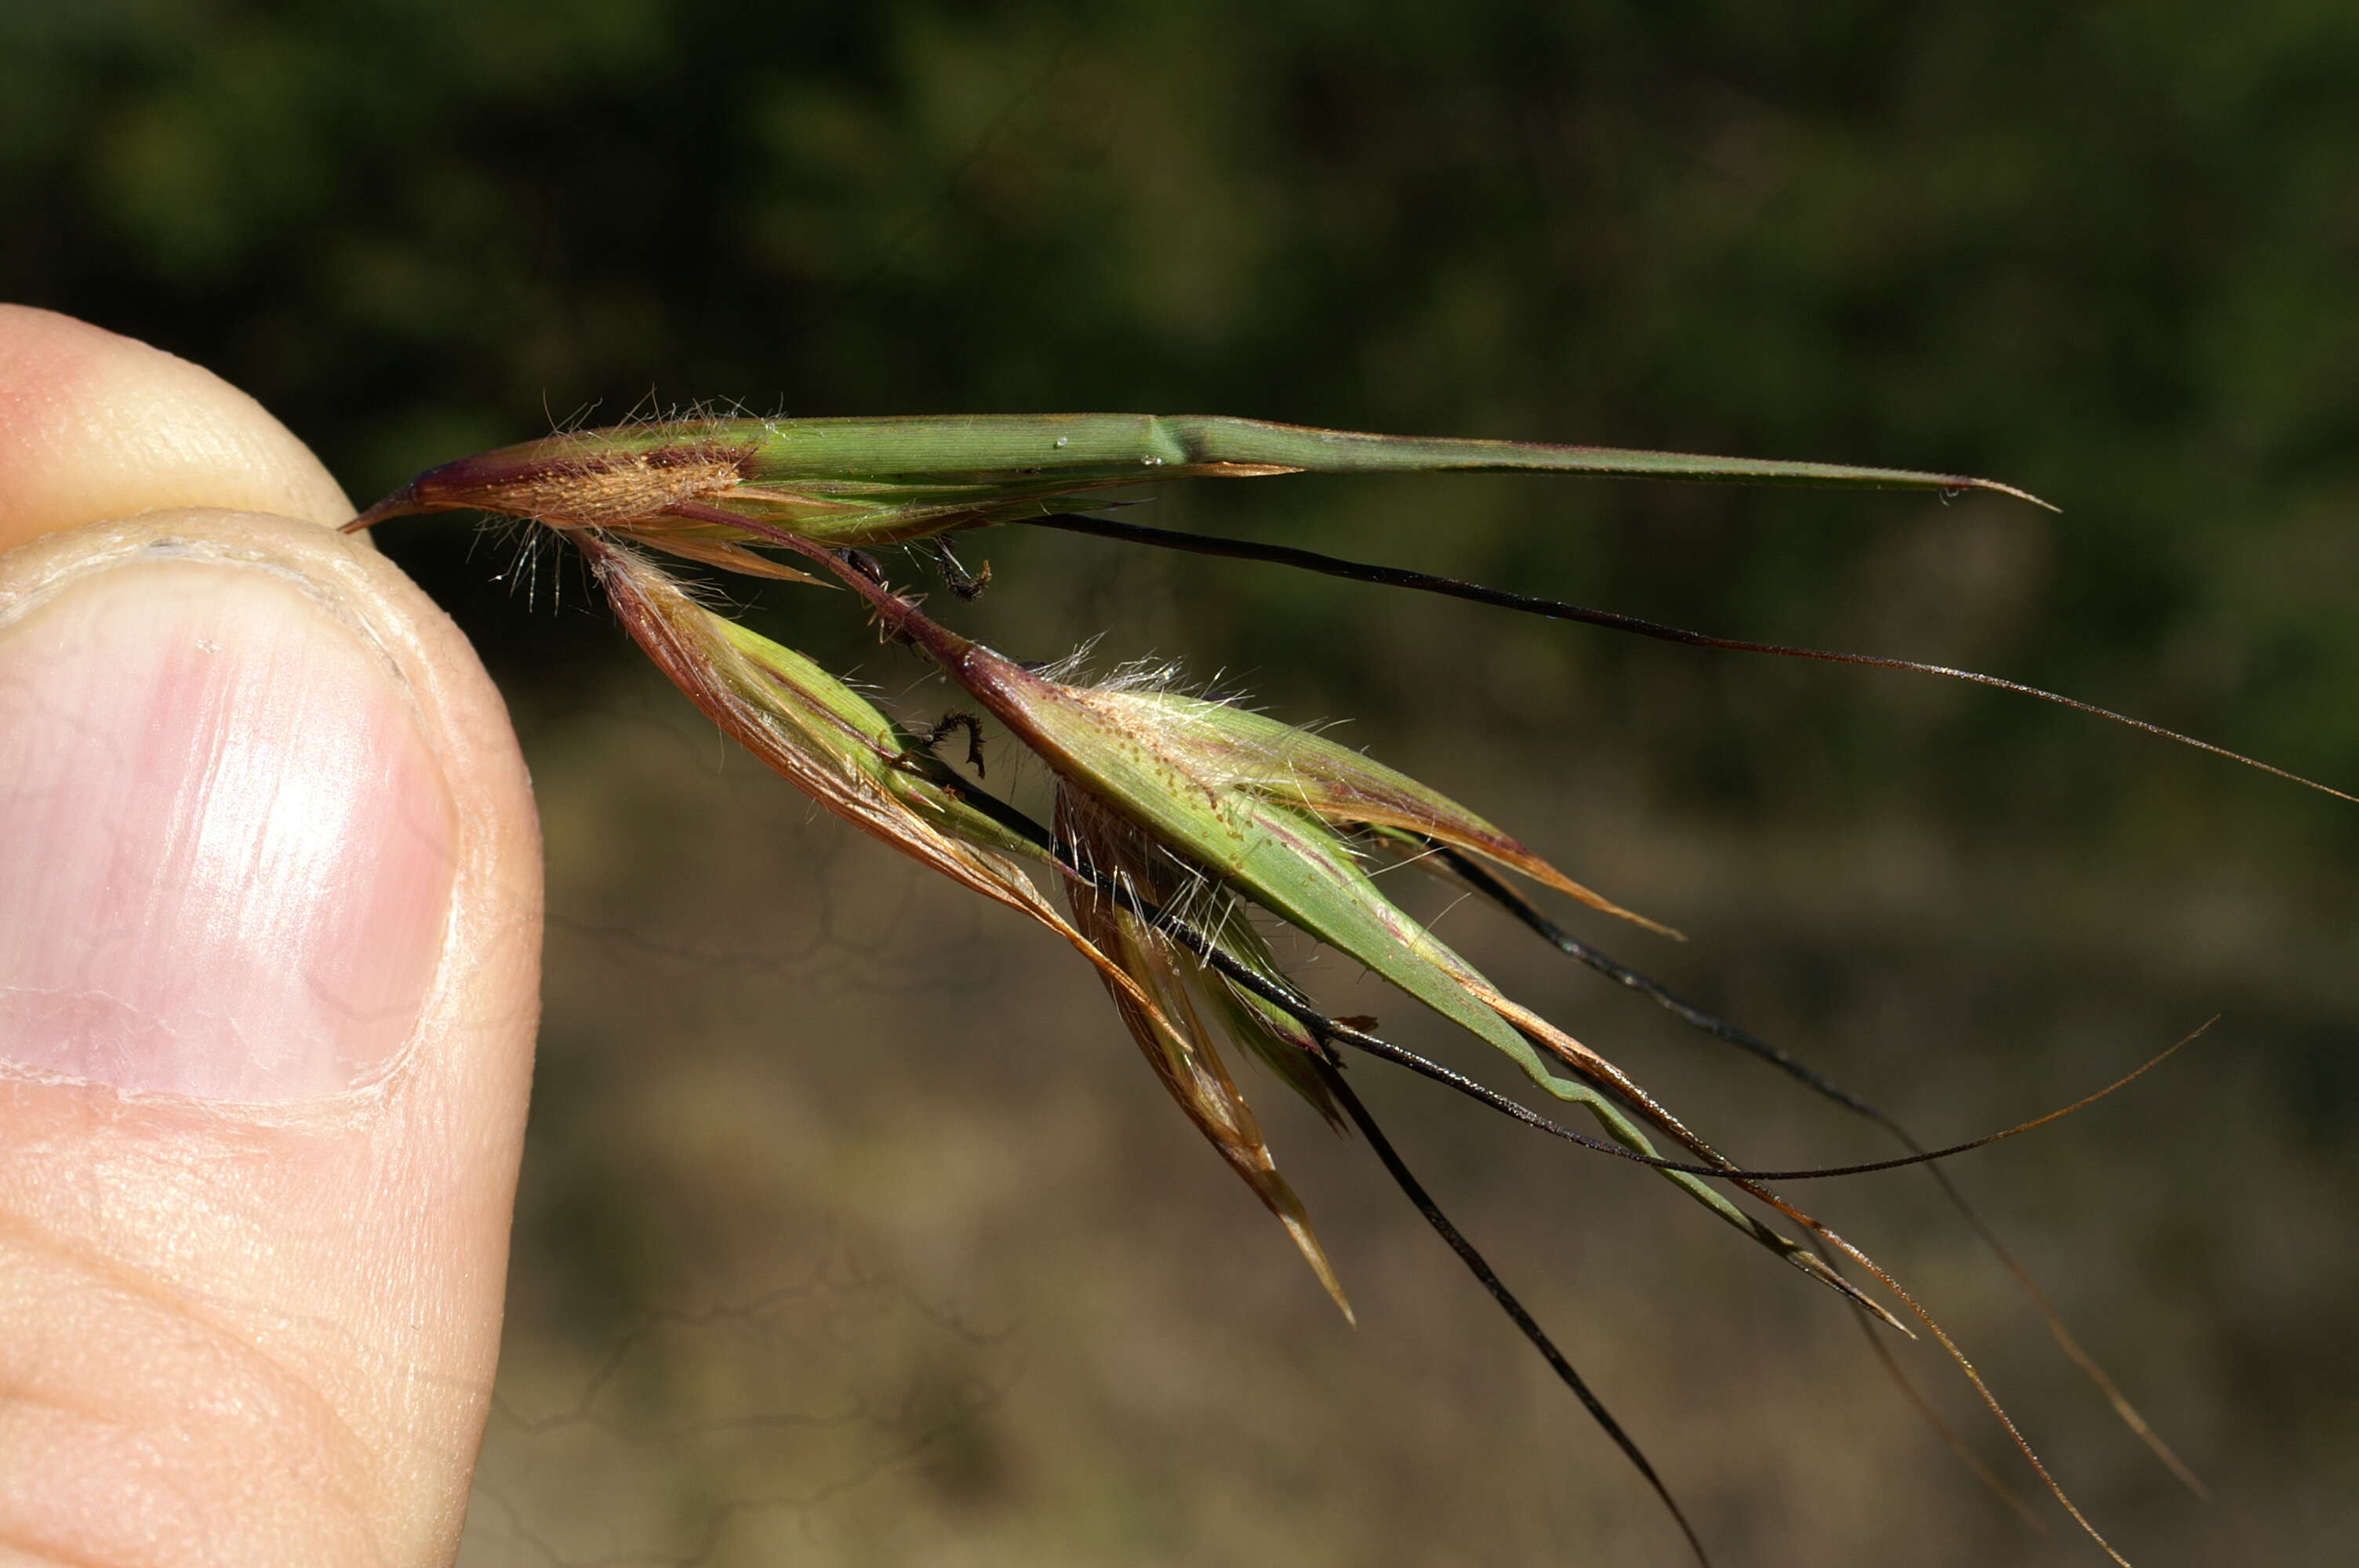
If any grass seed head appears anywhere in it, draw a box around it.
[338,412,2234,1566]
[870,620,1879,1306]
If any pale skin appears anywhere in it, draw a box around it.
[0,306,540,1565]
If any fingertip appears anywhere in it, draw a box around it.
[0,376,537,1563]
[0,304,354,546]
[0,508,542,1564]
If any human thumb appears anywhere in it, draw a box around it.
[0,306,540,1565]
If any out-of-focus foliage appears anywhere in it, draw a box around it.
[5,3,2354,1564]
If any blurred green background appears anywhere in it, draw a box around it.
[6,2,2355,1563]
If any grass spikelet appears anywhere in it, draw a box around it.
[346,409,2346,1566]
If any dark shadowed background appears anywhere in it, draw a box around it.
[6,2,2355,1563]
